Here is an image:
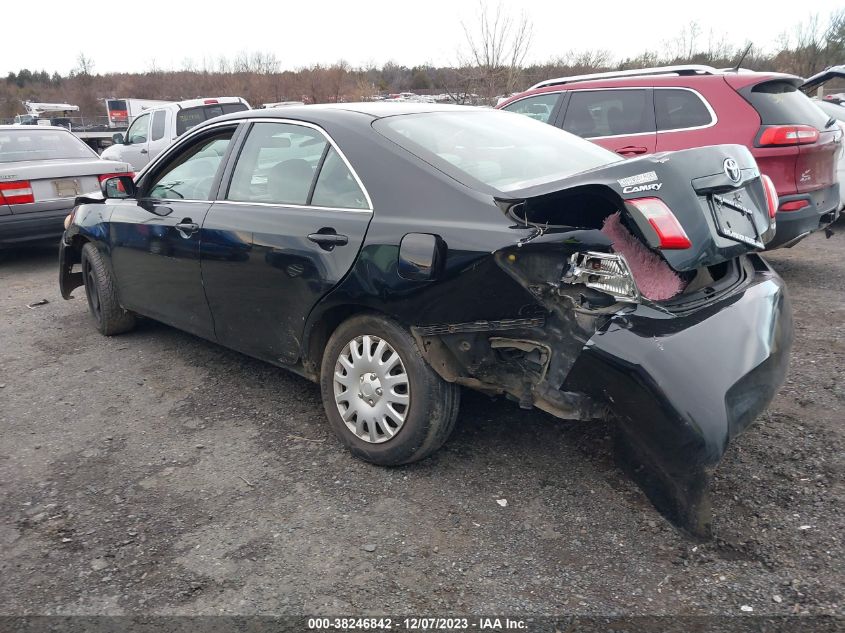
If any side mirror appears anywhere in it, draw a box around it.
[101,176,136,199]
[398,233,445,281]
[112,132,125,145]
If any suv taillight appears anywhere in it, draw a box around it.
[0,180,35,205]
[757,125,819,146]
[626,197,692,249]
[760,174,778,218]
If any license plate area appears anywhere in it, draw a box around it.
[53,179,80,198]
[711,191,764,249]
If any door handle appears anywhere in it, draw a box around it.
[308,231,348,251]
[175,220,199,239]
[616,146,648,156]
[140,149,149,154]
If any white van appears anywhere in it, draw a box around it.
[101,97,250,170]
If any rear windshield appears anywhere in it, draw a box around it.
[176,102,249,136]
[373,110,619,193]
[0,129,96,163]
[107,99,127,111]
[744,81,831,128]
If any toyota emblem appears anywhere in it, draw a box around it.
[724,158,741,183]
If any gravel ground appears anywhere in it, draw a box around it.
[0,221,842,618]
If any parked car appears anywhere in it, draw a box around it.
[812,98,845,210]
[0,125,132,248]
[60,104,791,537]
[100,97,250,171]
[497,64,844,248]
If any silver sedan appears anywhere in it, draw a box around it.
[0,125,132,248]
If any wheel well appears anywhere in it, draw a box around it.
[303,304,381,379]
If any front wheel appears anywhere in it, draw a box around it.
[320,314,460,465]
[81,242,136,336]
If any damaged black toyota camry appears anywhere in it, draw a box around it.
[59,103,792,537]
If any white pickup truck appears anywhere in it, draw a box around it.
[101,97,250,170]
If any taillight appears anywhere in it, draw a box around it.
[98,172,134,183]
[626,197,692,250]
[0,180,35,205]
[779,199,810,212]
[760,174,778,218]
[98,172,134,193]
[757,125,819,146]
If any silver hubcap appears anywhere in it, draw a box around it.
[333,335,410,444]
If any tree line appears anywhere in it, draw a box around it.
[2,6,843,120]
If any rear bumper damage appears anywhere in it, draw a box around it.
[414,254,791,538]
[562,254,792,537]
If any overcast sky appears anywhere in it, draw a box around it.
[2,0,842,75]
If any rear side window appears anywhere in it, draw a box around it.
[176,102,248,136]
[227,122,327,205]
[311,147,368,209]
[743,81,830,128]
[501,93,560,123]
[151,110,167,141]
[562,89,652,138]
[655,89,713,131]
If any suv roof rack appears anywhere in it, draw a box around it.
[529,65,720,90]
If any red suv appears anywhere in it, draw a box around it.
[497,65,843,248]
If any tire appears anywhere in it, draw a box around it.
[320,313,460,466]
[80,242,136,336]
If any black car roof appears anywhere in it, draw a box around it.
[208,102,478,126]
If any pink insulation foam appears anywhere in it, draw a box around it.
[600,212,686,301]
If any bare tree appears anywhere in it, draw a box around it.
[459,1,533,102]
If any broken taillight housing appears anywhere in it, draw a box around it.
[564,251,640,303]
[626,197,692,249]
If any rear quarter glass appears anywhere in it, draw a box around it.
[741,80,831,127]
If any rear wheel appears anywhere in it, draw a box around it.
[320,314,460,465]
[81,242,136,336]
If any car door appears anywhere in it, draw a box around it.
[108,123,241,338]
[557,88,657,157]
[120,112,153,170]
[200,120,373,364]
[145,109,170,163]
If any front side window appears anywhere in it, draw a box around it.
[0,129,97,163]
[151,110,167,141]
[374,110,619,193]
[228,122,327,205]
[146,129,234,200]
[655,89,713,131]
[501,93,560,123]
[562,89,652,138]
[127,113,150,144]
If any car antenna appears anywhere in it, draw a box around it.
[732,43,753,72]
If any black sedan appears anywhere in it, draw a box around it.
[59,104,792,537]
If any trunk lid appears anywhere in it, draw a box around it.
[495,144,774,273]
[0,158,130,213]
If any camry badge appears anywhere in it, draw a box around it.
[724,158,741,183]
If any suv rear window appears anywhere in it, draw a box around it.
[744,81,830,128]
[655,89,713,131]
[176,102,249,136]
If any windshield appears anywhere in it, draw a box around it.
[0,129,96,163]
[373,109,619,192]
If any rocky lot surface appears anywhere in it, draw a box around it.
[0,221,842,617]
